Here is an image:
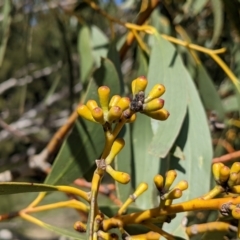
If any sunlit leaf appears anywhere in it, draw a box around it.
[196,63,225,120]
[160,66,213,238]
[132,114,159,209]
[91,25,109,67]
[147,34,187,158]
[115,125,133,203]
[78,25,94,84]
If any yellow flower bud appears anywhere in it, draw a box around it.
[125,113,136,123]
[174,180,188,191]
[154,174,164,191]
[164,170,177,192]
[162,188,182,200]
[232,207,240,220]
[116,97,130,111]
[107,106,122,122]
[131,76,148,96]
[86,100,98,111]
[91,107,105,124]
[212,162,224,183]
[228,172,238,188]
[142,108,169,121]
[128,232,160,240]
[133,182,148,198]
[74,221,86,232]
[145,84,166,103]
[98,86,110,112]
[77,105,96,122]
[219,166,230,183]
[109,95,121,108]
[142,98,164,112]
[231,162,240,174]
[106,165,130,184]
[105,138,125,165]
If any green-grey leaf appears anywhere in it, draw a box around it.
[209,0,223,48]
[136,47,148,77]
[91,25,109,67]
[190,0,208,15]
[0,182,59,195]
[42,223,86,240]
[45,58,121,185]
[0,0,11,67]
[147,33,187,158]
[160,66,213,238]
[107,42,124,93]
[78,26,94,84]
[132,114,159,209]
[196,63,225,120]
[115,125,133,203]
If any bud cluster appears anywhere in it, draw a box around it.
[77,76,169,125]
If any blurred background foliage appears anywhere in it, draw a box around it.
[1,0,240,239]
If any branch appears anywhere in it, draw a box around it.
[0,62,62,95]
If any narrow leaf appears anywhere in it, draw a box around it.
[196,63,225,120]
[91,25,109,67]
[160,67,213,238]
[42,223,86,240]
[132,114,159,209]
[115,125,133,203]
[78,25,94,84]
[209,0,223,47]
[0,182,59,195]
[147,34,187,158]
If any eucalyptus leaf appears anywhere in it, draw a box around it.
[132,114,160,209]
[115,125,133,203]
[41,223,86,240]
[0,182,59,195]
[78,25,94,84]
[91,25,109,67]
[147,33,187,158]
[160,65,213,238]
[209,0,223,48]
[0,0,11,66]
[196,63,225,120]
